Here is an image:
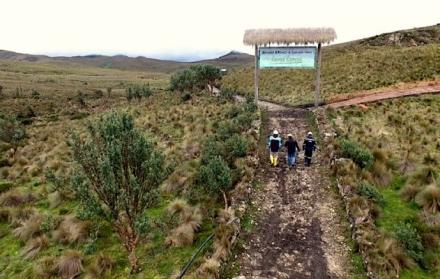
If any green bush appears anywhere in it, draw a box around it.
[215,120,239,141]
[69,111,166,272]
[198,156,232,196]
[170,69,196,92]
[225,134,249,159]
[358,182,385,206]
[395,222,424,263]
[191,64,221,90]
[234,112,254,131]
[201,137,225,164]
[126,84,152,102]
[170,64,221,93]
[243,96,257,113]
[340,139,374,169]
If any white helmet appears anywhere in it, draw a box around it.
[307,132,313,136]
[273,130,279,135]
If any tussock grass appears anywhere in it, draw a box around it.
[12,213,43,241]
[53,215,91,244]
[56,250,84,279]
[165,199,202,247]
[0,189,35,207]
[334,95,440,278]
[21,235,49,259]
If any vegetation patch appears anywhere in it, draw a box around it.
[328,94,440,278]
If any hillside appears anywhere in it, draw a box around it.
[326,94,440,278]
[221,24,440,106]
[0,57,259,278]
[0,50,253,73]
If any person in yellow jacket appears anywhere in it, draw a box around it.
[267,130,282,166]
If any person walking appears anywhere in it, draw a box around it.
[284,134,300,168]
[303,132,316,167]
[268,130,282,167]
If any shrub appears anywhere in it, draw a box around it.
[126,84,152,102]
[69,111,166,273]
[340,139,374,169]
[234,112,254,131]
[41,214,57,233]
[225,135,249,159]
[215,120,238,141]
[358,182,385,206]
[201,137,225,164]
[395,222,424,263]
[190,64,221,91]
[170,69,196,92]
[243,96,257,113]
[170,65,221,93]
[198,156,232,208]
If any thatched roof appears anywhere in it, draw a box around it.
[243,28,337,46]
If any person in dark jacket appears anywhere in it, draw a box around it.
[303,132,316,166]
[268,130,282,166]
[284,134,300,167]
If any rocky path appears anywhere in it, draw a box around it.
[234,105,351,279]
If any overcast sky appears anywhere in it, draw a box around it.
[1,0,439,61]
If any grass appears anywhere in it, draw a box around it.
[376,178,419,233]
[221,42,440,106]
[0,57,259,278]
[333,94,440,278]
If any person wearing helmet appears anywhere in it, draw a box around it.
[268,130,282,166]
[303,131,316,166]
[284,133,300,167]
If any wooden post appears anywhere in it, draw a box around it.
[254,44,259,104]
[314,42,322,108]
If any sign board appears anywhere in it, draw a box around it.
[259,47,316,69]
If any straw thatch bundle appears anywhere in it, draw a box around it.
[243,28,337,46]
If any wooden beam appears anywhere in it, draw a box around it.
[254,44,259,104]
[314,42,322,108]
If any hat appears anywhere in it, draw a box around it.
[273,130,279,135]
[287,133,293,138]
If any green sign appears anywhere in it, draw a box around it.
[259,47,316,69]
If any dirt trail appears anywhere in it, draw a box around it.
[233,105,351,279]
[327,83,440,108]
